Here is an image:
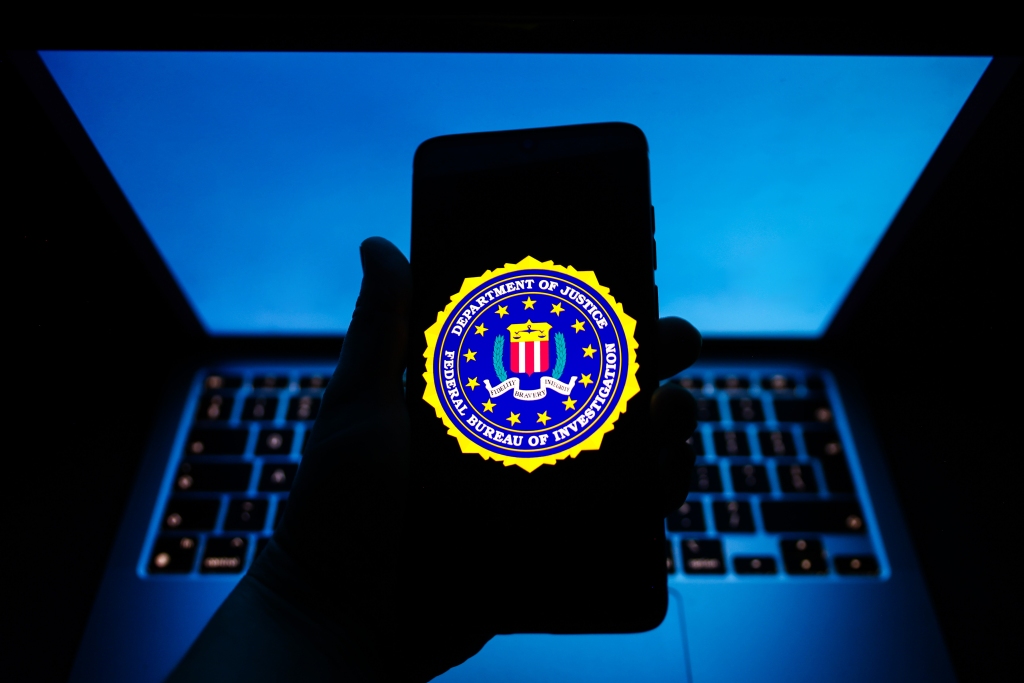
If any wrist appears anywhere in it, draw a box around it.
[247,537,387,680]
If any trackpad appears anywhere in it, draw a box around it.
[435,590,689,683]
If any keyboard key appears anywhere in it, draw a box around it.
[758,430,796,456]
[253,375,289,389]
[781,538,828,575]
[760,374,795,391]
[274,499,288,528]
[196,393,233,421]
[761,501,866,533]
[671,377,704,391]
[734,556,778,575]
[777,464,818,493]
[259,463,299,492]
[691,465,723,493]
[713,430,750,456]
[205,374,242,390]
[242,396,279,421]
[299,374,330,389]
[681,539,725,574]
[731,464,771,493]
[255,429,294,455]
[834,554,880,576]
[729,398,764,422]
[713,500,755,532]
[695,398,720,422]
[175,462,252,492]
[184,428,248,456]
[162,498,220,531]
[667,500,706,531]
[200,536,248,574]
[715,376,750,390]
[665,541,676,573]
[149,535,198,574]
[803,430,843,457]
[256,536,271,558]
[803,430,855,493]
[223,498,269,531]
[805,376,825,391]
[686,432,705,456]
[774,398,833,423]
[287,396,321,421]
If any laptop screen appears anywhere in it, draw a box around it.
[40,52,989,337]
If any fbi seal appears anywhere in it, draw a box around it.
[422,256,639,471]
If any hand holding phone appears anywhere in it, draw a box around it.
[169,127,701,681]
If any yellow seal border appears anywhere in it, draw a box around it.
[422,256,640,472]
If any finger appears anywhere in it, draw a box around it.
[658,316,702,380]
[286,237,412,571]
[652,381,698,515]
[309,238,411,448]
[324,236,411,405]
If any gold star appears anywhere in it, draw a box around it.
[482,399,496,412]
[523,297,536,310]
[463,349,477,362]
[562,397,577,411]
[536,411,551,425]
[550,303,565,316]
[466,377,480,390]
[582,344,597,358]
[495,305,509,318]
[571,319,586,333]
[580,374,593,387]
[507,412,521,425]
[474,323,488,336]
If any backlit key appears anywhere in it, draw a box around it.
[729,398,764,422]
[200,536,248,574]
[149,536,198,574]
[731,464,770,493]
[196,393,233,422]
[681,539,725,574]
[713,500,755,532]
[758,430,796,456]
[713,430,750,456]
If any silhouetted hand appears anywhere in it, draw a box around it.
[169,237,701,682]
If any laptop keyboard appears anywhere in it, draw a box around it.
[141,364,886,580]
[142,368,326,576]
[665,366,886,580]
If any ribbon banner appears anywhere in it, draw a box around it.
[483,376,577,401]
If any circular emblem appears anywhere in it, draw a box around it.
[423,256,639,472]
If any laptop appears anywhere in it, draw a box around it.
[13,49,1014,683]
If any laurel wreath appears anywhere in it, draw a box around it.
[492,331,567,381]
[493,335,508,382]
[552,333,567,380]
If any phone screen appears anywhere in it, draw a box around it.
[407,124,663,632]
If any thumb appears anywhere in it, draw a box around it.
[652,381,698,515]
[319,237,411,415]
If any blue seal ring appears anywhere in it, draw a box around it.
[422,257,640,472]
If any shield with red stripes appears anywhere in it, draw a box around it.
[510,339,550,376]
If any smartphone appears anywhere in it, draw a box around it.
[406,123,662,633]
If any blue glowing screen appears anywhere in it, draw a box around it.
[41,52,988,336]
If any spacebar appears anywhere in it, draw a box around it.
[760,501,866,533]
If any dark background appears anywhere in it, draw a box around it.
[5,17,1020,682]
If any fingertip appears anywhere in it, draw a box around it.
[358,237,411,309]
[360,236,411,275]
[657,317,702,379]
[651,381,698,439]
